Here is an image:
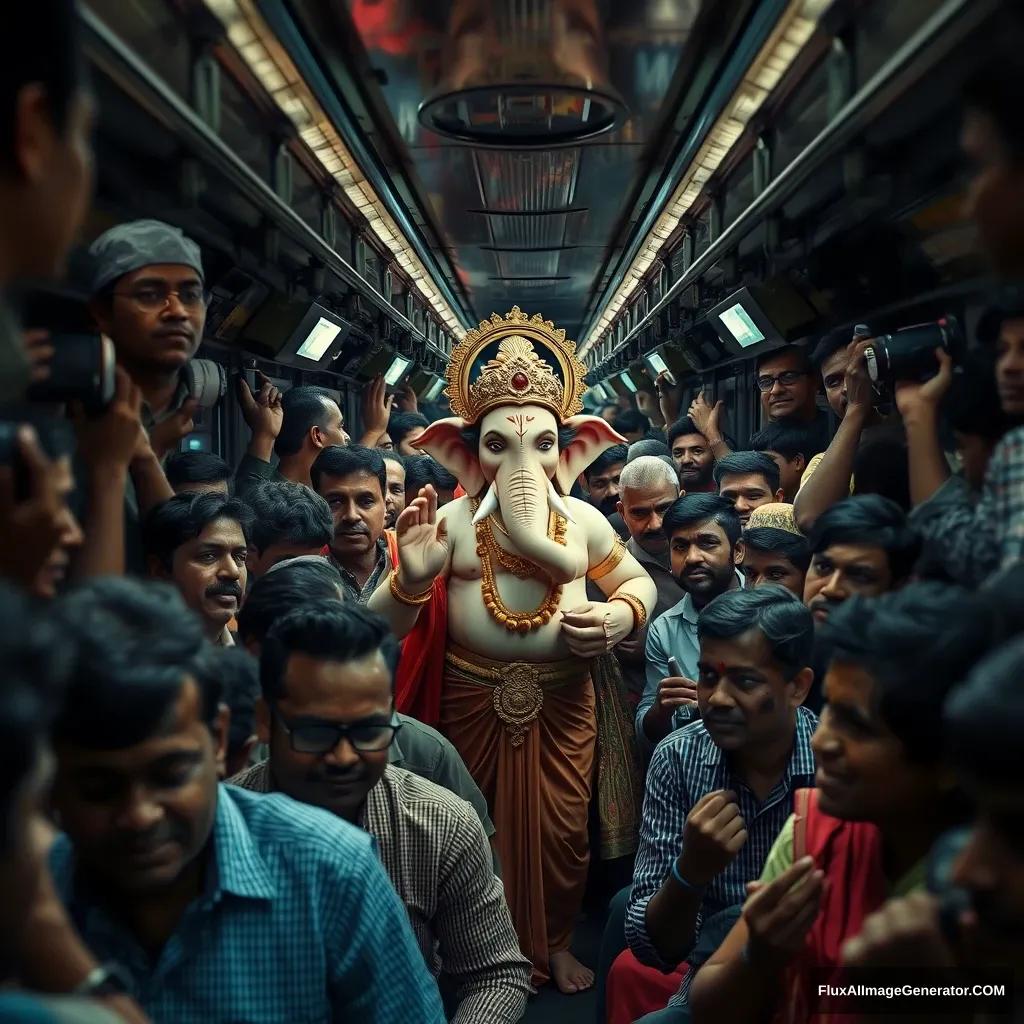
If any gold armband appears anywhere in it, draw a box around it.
[588,536,626,581]
[610,593,647,637]
[389,572,433,607]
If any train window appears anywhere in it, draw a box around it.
[290,160,322,236]
[771,59,829,177]
[723,153,756,228]
[219,73,272,185]
[89,0,190,100]
[854,0,947,89]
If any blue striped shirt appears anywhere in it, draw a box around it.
[50,784,446,1024]
[626,707,818,973]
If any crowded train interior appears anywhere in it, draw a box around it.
[3,0,1024,1022]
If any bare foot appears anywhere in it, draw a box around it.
[549,950,595,994]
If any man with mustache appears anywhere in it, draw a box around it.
[312,443,390,603]
[243,480,334,579]
[142,490,253,645]
[636,494,744,757]
[581,443,629,517]
[609,456,683,703]
[802,495,919,627]
[232,602,532,1023]
[667,418,716,493]
[48,578,445,1022]
[381,450,407,529]
[607,586,817,1024]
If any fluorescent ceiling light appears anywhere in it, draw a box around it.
[578,0,830,361]
[202,0,465,341]
[295,316,342,361]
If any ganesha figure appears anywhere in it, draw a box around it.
[368,307,657,993]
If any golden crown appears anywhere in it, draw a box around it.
[445,306,588,424]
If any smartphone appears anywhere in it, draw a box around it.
[667,657,683,678]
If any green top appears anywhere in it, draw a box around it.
[759,814,928,897]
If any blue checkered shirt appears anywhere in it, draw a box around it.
[909,424,1024,586]
[49,784,446,1023]
[626,707,818,980]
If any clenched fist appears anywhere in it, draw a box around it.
[677,790,747,887]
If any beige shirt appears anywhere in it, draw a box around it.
[230,762,531,1024]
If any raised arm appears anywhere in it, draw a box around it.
[368,485,451,640]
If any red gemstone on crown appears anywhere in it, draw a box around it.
[511,372,529,390]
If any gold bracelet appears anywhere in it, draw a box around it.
[588,536,626,581]
[610,592,647,636]
[389,572,433,607]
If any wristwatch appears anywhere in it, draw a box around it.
[72,962,133,997]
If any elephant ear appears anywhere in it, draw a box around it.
[416,417,486,497]
[555,414,629,494]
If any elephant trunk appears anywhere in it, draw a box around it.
[495,464,580,585]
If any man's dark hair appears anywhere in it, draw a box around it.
[584,444,629,481]
[142,492,254,570]
[53,578,216,750]
[662,493,742,548]
[627,438,671,462]
[821,582,1002,764]
[613,409,645,435]
[810,327,853,370]
[164,451,233,492]
[380,449,406,469]
[807,494,920,582]
[743,527,812,572]
[713,450,781,493]
[755,344,812,375]
[275,386,338,458]
[667,416,705,448]
[0,584,70,852]
[946,347,1011,444]
[198,646,259,763]
[698,584,815,680]
[388,411,430,448]
[311,443,386,498]
[260,603,399,702]
[946,635,1024,786]
[404,454,456,494]
[244,480,333,555]
[236,557,344,646]
[0,1,81,169]
[749,421,826,463]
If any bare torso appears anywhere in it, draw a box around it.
[443,495,593,662]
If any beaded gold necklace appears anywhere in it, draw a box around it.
[472,499,567,633]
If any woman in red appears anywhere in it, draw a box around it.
[689,582,1000,1024]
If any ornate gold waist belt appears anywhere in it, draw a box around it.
[444,643,591,747]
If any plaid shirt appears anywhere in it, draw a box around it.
[231,762,532,1024]
[626,708,818,982]
[329,536,391,604]
[49,784,445,1023]
[909,424,1024,587]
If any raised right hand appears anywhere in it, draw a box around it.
[236,370,283,441]
[844,339,877,417]
[743,856,825,969]
[895,348,954,420]
[360,374,394,440]
[655,371,682,424]
[678,790,747,886]
[394,483,449,591]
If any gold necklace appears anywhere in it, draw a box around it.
[472,504,567,633]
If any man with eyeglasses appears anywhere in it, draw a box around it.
[232,602,532,1024]
[754,346,831,448]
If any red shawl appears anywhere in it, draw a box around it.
[383,530,448,727]
[774,788,886,1023]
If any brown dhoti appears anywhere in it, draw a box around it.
[440,643,597,985]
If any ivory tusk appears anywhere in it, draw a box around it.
[547,478,576,524]
[471,481,499,525]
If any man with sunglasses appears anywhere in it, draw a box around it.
[232,602,532,1024]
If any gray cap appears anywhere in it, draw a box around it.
[88,219,204,296]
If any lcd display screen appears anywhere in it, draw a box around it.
[384,354,413,386]
[424,378,446,402]
[647,351,669,375]
[295,317,343,361]
[619,371,638,393]
[718,303,766,348]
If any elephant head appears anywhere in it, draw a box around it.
[417,404,626,584]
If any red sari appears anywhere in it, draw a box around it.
[773,788,887,1023]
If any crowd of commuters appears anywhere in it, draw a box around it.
[3,2,1024,1024]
